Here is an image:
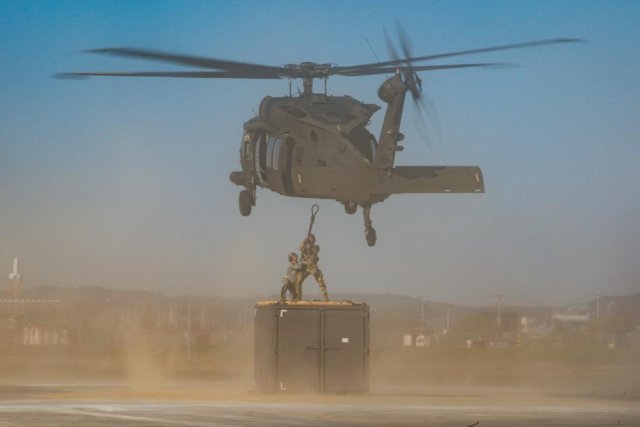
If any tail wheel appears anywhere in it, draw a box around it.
[365,226,377,247]
[344,202,358,215]
[239,190,252,216]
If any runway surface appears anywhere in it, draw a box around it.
[0,384,638,426]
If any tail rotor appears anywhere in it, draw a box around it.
[385,21,441,148]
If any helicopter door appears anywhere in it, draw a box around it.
[254,131,268,184]
[282,139,296,194]
[266,135,282,171]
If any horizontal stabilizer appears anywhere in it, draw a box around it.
[374,166,484,194]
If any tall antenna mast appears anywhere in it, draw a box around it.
[8,257,22,299]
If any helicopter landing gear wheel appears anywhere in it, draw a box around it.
[365,226,377,246]
[239,189,252,216]
[344,202,357,215]
[363,205,377,246]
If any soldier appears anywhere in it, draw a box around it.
[296,233,329,301]
[280,252,301,302]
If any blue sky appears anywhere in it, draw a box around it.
[1,1,639,305]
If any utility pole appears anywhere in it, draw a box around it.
[607,300,615,348]
[445,307,450,334]
[8,257,22,307]
[595,294,601,331]
[186,298,192,363]
[494,294,504,330]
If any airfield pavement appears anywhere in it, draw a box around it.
[0,381,639,426]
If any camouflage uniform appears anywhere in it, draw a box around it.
[296,234,329,301]
[280,252,301,302]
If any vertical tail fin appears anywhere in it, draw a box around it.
[374,75,408,170]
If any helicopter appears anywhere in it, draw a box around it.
[58,35,582,246]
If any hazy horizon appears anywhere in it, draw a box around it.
[2,1,639,306]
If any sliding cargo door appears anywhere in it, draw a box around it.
[276,308,320,392]
[323,309,368,392]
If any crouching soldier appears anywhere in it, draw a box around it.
[280,252,301,302]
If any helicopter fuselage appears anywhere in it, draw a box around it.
[230,75,484,211]
[233,93,388,206]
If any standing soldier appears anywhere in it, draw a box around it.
[280,252,301,302]
[296,233,329,301]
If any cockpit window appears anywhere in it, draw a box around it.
[348,126,377,162]
[266,135,284,170]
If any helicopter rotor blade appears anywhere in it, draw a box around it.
[58,37,580,82]
[55,70,283,79]
[403,80,444,152]
[384,28,401,63]
[335,38,584,74]
[412,98,433,151]
[395,20,422,99]
[396,20,413,64]
[416,90,442,141]
[334,62,509,77]
[86,47,287,74]
[392,21,439,149]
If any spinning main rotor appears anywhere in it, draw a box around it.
[58,37,582,96]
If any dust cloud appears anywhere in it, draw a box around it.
[1,287,639,404]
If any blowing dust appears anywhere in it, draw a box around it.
[1,286,639,404]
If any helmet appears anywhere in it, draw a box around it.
[288,252,298,262]
[308,233,316,242]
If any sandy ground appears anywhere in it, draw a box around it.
[0,381,639,426]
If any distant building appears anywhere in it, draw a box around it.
[552,313,589,323]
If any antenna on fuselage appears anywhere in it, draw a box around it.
[365,38,389,78]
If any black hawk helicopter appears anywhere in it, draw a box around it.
[58,35,581,246]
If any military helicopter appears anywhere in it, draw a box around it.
[58,35,581,246]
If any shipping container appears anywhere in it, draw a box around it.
[254,301,369,393]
